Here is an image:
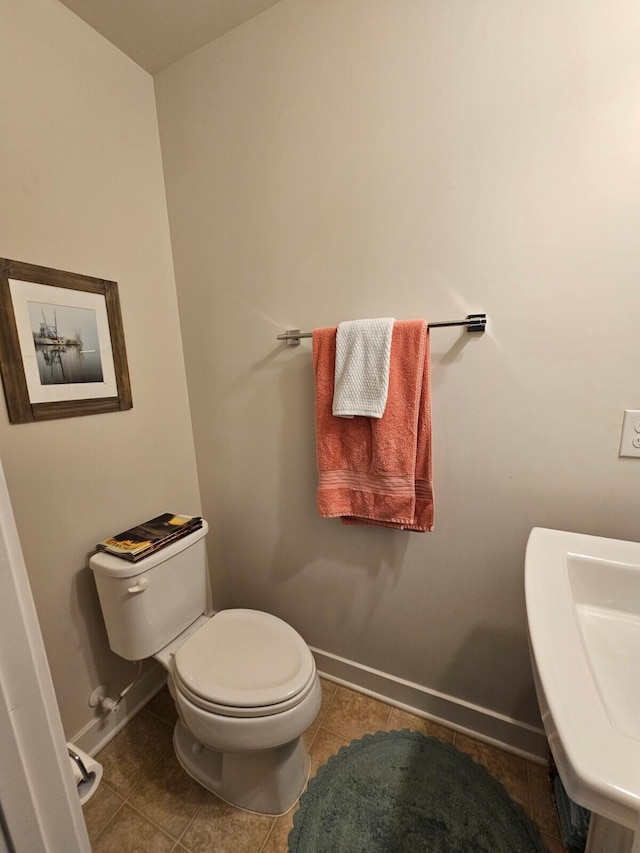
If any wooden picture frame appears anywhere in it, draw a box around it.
[0,258,132,423]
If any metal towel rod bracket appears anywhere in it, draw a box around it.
[276,313,487,346]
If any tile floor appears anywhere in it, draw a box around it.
[83,679,566,852]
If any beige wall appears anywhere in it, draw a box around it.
[0,0,201,737]
[156,0,640,729]
[3,0,640,747]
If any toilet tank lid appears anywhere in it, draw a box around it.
[89,521,208,578]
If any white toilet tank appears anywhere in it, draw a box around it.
[89,521,209,661]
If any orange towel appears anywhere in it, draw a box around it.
[312,319,433,532]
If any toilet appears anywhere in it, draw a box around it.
[89,521,321,815]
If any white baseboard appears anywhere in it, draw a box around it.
[311,646,549,763]
[69,648,549,764]
[69,663,167,757]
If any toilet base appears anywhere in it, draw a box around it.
[173,720,310,815]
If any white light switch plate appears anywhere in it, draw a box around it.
[619,410,640,458]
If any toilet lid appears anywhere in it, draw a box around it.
[173,609,315,709]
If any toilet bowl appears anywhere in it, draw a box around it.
[89,522,321,815]
[160,608,322,814]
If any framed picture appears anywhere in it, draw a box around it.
[0,258,132,423]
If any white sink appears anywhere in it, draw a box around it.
[525,527,640,840]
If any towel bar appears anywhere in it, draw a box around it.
[277,314,487,346]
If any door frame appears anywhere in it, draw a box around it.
[0,454,90,852]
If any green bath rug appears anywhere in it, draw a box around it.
[289,730,547,853]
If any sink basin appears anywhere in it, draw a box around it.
[525,527,640,832]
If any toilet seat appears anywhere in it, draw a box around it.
[172,609,316,717]
[173,664,318,718]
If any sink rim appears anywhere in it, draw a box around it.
[525,526,640,829]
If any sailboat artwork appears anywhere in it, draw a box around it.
[33,309,75,346]
[28,300,104,386]
[0,258,132,423]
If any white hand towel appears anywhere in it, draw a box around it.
[332,318,395,418]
